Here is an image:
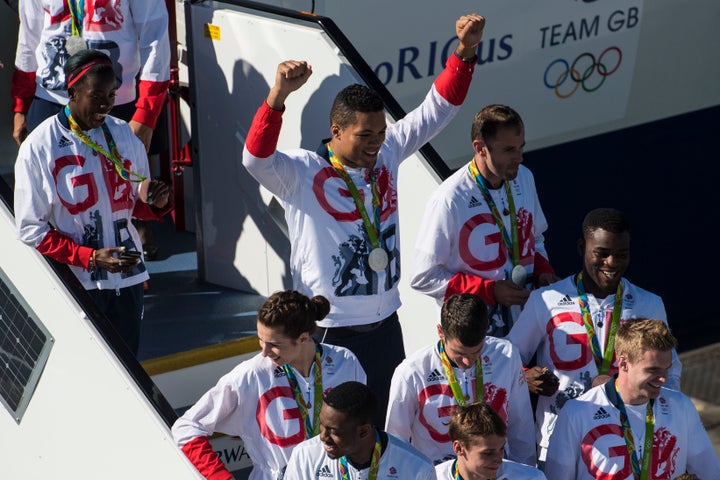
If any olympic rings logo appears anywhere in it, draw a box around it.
[543,46,622,98]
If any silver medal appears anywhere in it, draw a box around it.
[511,264,527,286]
[368,248,388,272]
[65,36,88,56]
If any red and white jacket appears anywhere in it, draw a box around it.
[12,0,170,128]
[545,381,720,479]
[385,337,536,466]
[172,344,366,480]
[242,54,475,328]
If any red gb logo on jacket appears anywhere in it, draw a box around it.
[312,166,397,222]
[85,0,125,32]
[581,425,679,478]
[458,208,534,271]
[256,387,306,447]
[417,383,508,442]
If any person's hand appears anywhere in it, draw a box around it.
[144,178,171,209]
[94,246,140,274]
[536,272,561,287]
[266,60,312,110]
[525,366,560,396]
[129,120,153,152]
[13,112,28,146]
[493,279,530,307]
[455,13,485,57]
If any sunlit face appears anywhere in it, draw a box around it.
[579,228,630,298]
[319,404,368,460]
[68,72,117,130]
[454,434,506,479]
[256,322,307,368]
[618,348,672,404]
[329,110,387,169]
[474,126,524,188]
[437,325,484,370]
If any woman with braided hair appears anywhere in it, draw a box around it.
[172,290,366,480]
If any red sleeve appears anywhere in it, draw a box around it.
[180,437,234,480]
[36,230,94,269]
[432,53,476,106]
[533,252,556,284]
[445,272,497,305]
[245,101,284,158]
[11,68,37,114]
[132,196,174,221]
[131,79,170,129]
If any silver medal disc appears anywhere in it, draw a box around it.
[65,36,88,56]
[511,264,527,286]
[368,248,389,272]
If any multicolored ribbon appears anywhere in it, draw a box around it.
[65,106,146,183]
[327,146,382,250]
[576,272,623,375]
[338,428,382,480]
[438,340,483,406]
[282,343,323,438]
[68,0,85,37]
[468,158,519,267]
[613,380,654,480]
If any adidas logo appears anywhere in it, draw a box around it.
[593,407,610,420]
[468,195,482,208]
[273,366,286,378]
[316,464,333,478]
[426,368,444,382]
[58,136,73,148]
[558,294,574,306]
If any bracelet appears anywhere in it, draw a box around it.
[454,51,477,63]
[89,249,97,270]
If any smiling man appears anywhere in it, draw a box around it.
[283,381,436,480]
[506,208,682,466]
[544,319,719,479]
[385,293,535,466]
[242,14,486,425]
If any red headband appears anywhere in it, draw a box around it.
[66,59,113,87]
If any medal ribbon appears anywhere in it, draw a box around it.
[338,428,382,480]
[68,0,85,37]
[65,107,146,182]
[576,272,623,375]
[438,340,483,406]
[327,146,382,249]
[282,343,323,438]
[613,380,654,480]
[468,158,519,266]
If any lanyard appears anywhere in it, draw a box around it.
[282,343,323,438]
[576,272,623,375]
[65,107,146,183]
[613,380,654,480]
[438,341,483,406]
[68,0,85,37]
[451,459,496,480]
[327,146,382,249]
[338,428,382,480]
[468,159,519,266]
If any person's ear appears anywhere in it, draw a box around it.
[452,440,465,457]
[331,124,341,138]
[617,354,629,372]
[436,324,444,341]
[472,138,486,156]
[577,238,585,257]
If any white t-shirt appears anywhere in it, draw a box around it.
[283,432,436,480]
[435,458,547,480]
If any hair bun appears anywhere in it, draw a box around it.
[310,295,331,320]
